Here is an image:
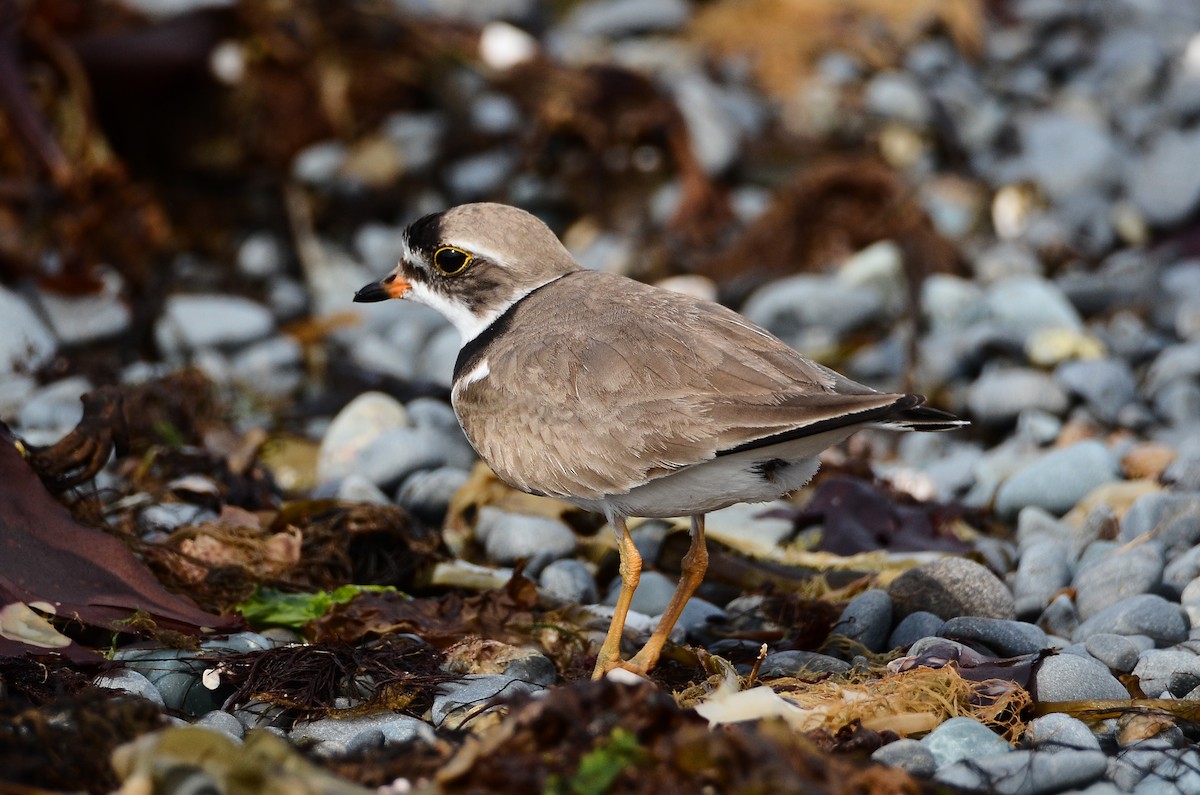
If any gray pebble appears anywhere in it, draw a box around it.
[1119,493,1200,556]
[94,669,165,707]
[565,0,690,37]
[37,282,131,346]
[1083,633,1142,673]
[195,710,245,740]
[831,589,893,653]
[864,71,931,126]
[317,392,409,485]
[430,674,543,727]
[1073,543,1164,621]
[871,738,936,778]
[1013,540,1073,618]
[967,368,1071,426]
[674,597,726,637]
[1002,112,1119,204]
[1025,714,1101,753]
[1128,128,1200,227]
[0,285,56,375]
[231,699,288,730]
[539,558,599,605]
[290,712,434,754]
[203,632,274,654]
[922,716,1011,768]
[1055,358,1138,424]
[604,569,676,617]
[1034,653,1130,701]
[139,502,215,534]
[888,557,1016,621]
[1072,594,1190,646]
[18,376,91,433]
[741,275,883,350]
[114,647,220,714]
[1037,594,1080,639]
[758,650,851,677]
[444,150,516,201]
[229,336,304,398]
[1131,649,1200,699]
[984,274,1083,336]
[236,232,285,279]
[155,294,275,356]
[478,507,577,574]
[337,473,391,504]
[502,652,557,687]
[355,427,455,490]
[292,140,346,184]
[396,466,471,525]
[939,616,1048,657]
[994,440,1120,519]
[936,749,1107,794]
[1016,507,1075,554]
[888,611,945,649]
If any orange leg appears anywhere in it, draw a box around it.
[626,514,708,675]
[592,514,641,679]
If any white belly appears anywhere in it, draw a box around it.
[567,427,856,518]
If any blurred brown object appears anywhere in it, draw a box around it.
[692,0,985,98]
[695,157,960,302]
[20,384,128,491]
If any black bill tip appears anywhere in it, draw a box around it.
[353,281,391,303]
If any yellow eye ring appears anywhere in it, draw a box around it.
[433,246,472,276]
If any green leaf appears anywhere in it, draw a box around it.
[557,728,646,795]
[236,585,398,628]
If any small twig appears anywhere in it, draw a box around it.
[745,642,768,689]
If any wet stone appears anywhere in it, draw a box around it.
[939,616,1048,657]
[888,611,945,649]
[94,669,165,707]
[871,738,936,778]
[831,589,893,653]
[921,717,1011,769]
[1037,594,1079,639]
[1033,653,1130,702]
[888,557,1016,621]
[355,427,459,490]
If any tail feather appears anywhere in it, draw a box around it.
[884,397,969,432]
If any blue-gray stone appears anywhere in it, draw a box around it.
[1072,594,1190,646]
[1013,540,1073,618]
[290,712,434,754]
[396,466,470,524]
[831,589,893,652]
[1128,128,1200,226]
[0,286,56,374]
[114,648,218,714]
[864,71,931,126]
[337,473,390,504]
[431,675,543,727]
[1034,653,1130,701]
[1119,493,1200,556]
[939,616,1048,657]
[1131,649,1200,699]
[994,440,1120,518]
[604,569,676,616]
[1015,506,1075,553]
[478,508,576,574]
[888,611,945,649]
[984,274,1083,335]
[355,427,456,490]
[871,738,936,778]
[741,275,883,348]
[888,557,1016,621]
[231,699,288,730]
[1083,633,1141,673]
[565,0,690,37]
[1072,543,1164,620]
[93,669,165,707]
[1055,358,1138,424]
[675,597,727,636]
[1025,714,1101,753]
[1038,593,1080,639]
[195,710,246,740]
[921,717,1011,768]
[936,749,1107,794]
[203,632,274,654]
[967,368,1070,426]
[502,652,557,687]
[538,558,598,605]
[156,294,274,355]
[759,650,851,677]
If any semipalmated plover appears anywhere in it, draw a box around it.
[354,202,966,679]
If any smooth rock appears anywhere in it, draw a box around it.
[603,569,677,617]
[350,427,452,491]
[539,558,598,605]
[1015,506,1075,553]
[1131,649,1200,699]
[1119,493,1200,556]
[156,294,275,355]
[1072,594,1189,646]
[37,278,130,345]
[994,441,1121,518]
[703,501,795,552]
[1083,633,1141,673]
[336,474,390,505]
[921,716,1011,768]
[673,597,726,636]
[865,71,931,127]
[396,466,471,525]
[1003,111,1120,203]
[292,140,346,184]
[888,611,945,649]
[1037,594,1079,639]
[1033,653,1129,701]
[888,557,1016,621]
[1013,540,1073,618]
[478,507,577,574]
[939,616,1048,657]
[195,710,246,740]
[1025,713,1101,753]
[229,336,304,397]
[831,589,893,653]
[741,275,883,351]
[758,650,851,677]
[430,674,543,727]
[1072,542,1163,620]
[0,286,56,374]
[236,232,285,279]
[967,368,1071,425]
[1055,358,1138,424]
[936,749,1107,794]
[17,376,91,432]
[290,712,434,753]
[871,738,936,778]
[94,669,165,707]
[317,393,410,485]
[565,0,689,37]
[1128,128,1200,226]
[985,274,1082,336]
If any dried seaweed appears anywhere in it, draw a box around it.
[18,385,128,491]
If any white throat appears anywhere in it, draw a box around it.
[407,274,568,348]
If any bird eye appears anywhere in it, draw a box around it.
[433,246,472,276]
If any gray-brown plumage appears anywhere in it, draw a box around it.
[354,202,966,678]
